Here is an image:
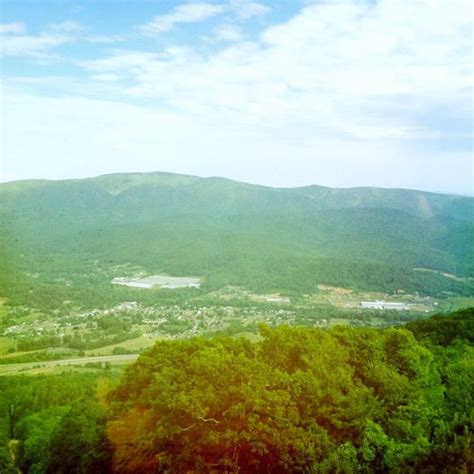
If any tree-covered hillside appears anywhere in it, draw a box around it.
[1,308,472,473]
[1,172,472,305]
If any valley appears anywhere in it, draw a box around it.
[1,279,472,374]
[0,172,472,472]
[0,173,472,375]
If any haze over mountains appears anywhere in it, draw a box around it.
[1,172,473,298]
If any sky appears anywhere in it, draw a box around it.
[0,0,473,195]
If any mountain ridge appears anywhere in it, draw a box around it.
[1,171,473,300]
[2,170,472,196]
[2,171,472,221]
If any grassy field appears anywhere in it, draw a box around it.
[437,297,474,312]
[84,334,162,356]
[0,354,138,376]
[0,349,59,360]
[0,336,15,355]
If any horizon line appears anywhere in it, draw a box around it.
[0,170,472,198]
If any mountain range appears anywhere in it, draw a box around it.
[1,172,473,299]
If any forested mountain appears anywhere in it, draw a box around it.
[1,172,473,301]
[2,172,472,220]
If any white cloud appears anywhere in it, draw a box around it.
[86,34,126,44]
[0,33,70,58]
[90,73,121,82]
[213,23,243,41]
[139,2,225,35]
[0,21,83,58]
[230,0,270,19]
[3,89,471,194]
[48,21,83,33]
[81,0,471,144]
[75,0,471,173]
[0,22,25,34]
[80,50,161,74]
[2,0,473,193]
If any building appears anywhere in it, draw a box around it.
[360,301,410,311]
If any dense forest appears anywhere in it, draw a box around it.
[1,173,473,308]
[1,308,472,473]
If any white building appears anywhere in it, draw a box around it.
[361,301,410,311]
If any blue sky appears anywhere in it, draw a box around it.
[1,0,472,194]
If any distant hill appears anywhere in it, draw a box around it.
[1,172,473,301]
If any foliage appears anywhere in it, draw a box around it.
[0,372,116,473]
[106,311,473,473]
[406,307,474,346]
[1,173,473,312]
[0,310,472,473]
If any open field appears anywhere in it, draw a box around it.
[437,296,474,312]
[0,336,15,354]
[112,274,201,289]
[0,349,44,360]
[85,334,161,355]
[0,354,138,376]
[307,285,439,312]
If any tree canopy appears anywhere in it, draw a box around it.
[1,309,472,473]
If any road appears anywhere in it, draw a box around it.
[0,353,139,375]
